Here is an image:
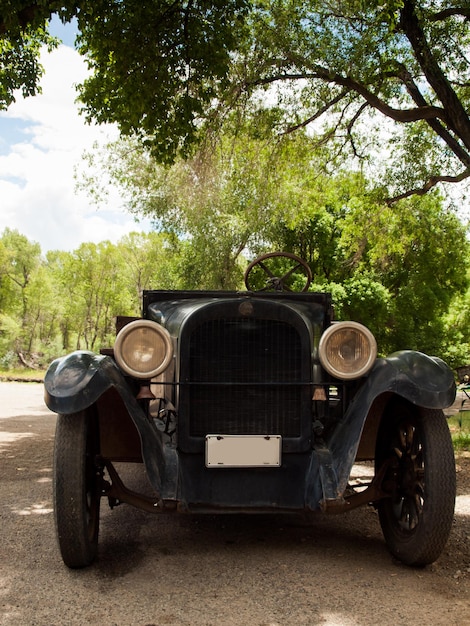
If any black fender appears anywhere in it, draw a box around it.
[325,350,456,498]
[44,350,164,496]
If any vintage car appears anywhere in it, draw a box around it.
[44,252,457,569]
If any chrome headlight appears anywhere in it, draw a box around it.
[319,321,377,380]
[114,320,173,379]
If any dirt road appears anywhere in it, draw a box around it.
[0,382,469,625]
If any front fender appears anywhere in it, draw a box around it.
[376,350,456,408]
[328,350,456,495]
[45,351,120,414]
[44,350,164,495]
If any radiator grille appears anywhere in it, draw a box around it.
[187,318,305,437]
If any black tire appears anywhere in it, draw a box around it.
[375,399,455,566]
[53,409,101,568]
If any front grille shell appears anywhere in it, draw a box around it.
[176,299,315,453]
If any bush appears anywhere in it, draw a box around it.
[0,350,18,370]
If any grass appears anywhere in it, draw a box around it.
[453,432,470,451]
[0,367,45,382]
[448,410,470,451]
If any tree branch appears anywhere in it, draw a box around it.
[312,68,447,123]
[0,2,59,35]
[429,8,470,22]
[386,168,470,204]
[282,89,351,134]
[251,66,447,124]
[346,101,369,158]
[392,61,470,168]
[400,0,470,152]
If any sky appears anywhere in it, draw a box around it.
[0,17,151,253]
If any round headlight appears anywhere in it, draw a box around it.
[114,320,173,379]
[319,321,377,380]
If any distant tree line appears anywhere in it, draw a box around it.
[0,229,184,368]
[1,161,469,371]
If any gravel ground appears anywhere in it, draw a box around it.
[0,382,469,626]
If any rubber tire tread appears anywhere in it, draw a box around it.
[377,404,455,566]
[53,411,100,568]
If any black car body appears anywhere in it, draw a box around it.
[44,253,457,568]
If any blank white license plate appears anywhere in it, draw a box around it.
[205,435,281,468]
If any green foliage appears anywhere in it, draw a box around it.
[362,196,468,355]
[452,431,470,451]
[2,1,470,198]
[1,2,469,369]
[76,0,249,162]
[0,228,187,365]
[50,240,135,351]
[242,0,470,198]
[0,186,469,368]
[0,16,58,108]
[0,228,42,322]
[339,277,392,349]
[440,265,470,369]
[79,126,469,360]
[0,314,21,356]
[79,132,279,289]
[115,231,183,305]
[448,409,470,451]
[0,349,17,369]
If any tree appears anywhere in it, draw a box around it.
[79,132,279,289]
[53,241,132,351]
[115,231,183,306]
[81,127,469,357]
[0,227,41,320]
[443,265,470,369]
[260,153,468,354]
[0,228,194,367]
[22,262,62,356]
[236,1,470,201]
[44,249,74,352]
[1,1,470,200]
[0,228,62,364]
[0,4,58,107]
[337,193,469,355]
[0,0,249,161]
[0,228,42,349]
[45,234,185,354]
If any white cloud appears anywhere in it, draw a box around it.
[0,44,150,252]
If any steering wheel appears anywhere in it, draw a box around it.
[244,252,312,292]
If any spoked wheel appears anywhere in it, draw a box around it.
[244,252,312,292]
[53,409,102,568]
[375,399,456,566]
